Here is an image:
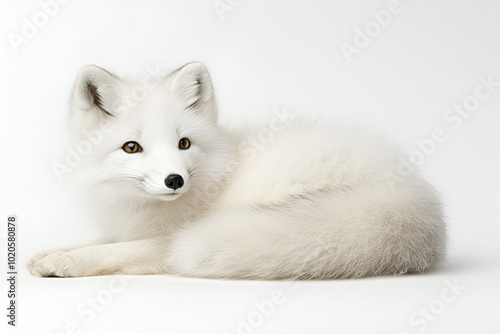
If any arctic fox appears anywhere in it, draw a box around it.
[28,62,446,279]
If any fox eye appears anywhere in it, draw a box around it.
[178,138,191,150]
[122,141,142,153]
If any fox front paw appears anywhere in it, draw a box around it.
[27,251,76,277]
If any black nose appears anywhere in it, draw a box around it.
[165,174,184,190]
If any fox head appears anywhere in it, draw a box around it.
[69,62,237,204]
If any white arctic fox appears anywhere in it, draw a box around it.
[28,62,446,279]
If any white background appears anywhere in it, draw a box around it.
[1,0,500,333]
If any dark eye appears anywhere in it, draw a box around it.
[122,141,142,153]
[178,138,191,150]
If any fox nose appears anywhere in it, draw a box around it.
[165,174,184,190]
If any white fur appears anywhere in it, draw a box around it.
[28,62,446,279]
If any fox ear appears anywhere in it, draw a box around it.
[71,65,120,126]
[169,62,217,121]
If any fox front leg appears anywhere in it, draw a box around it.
[28,237,169,277]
